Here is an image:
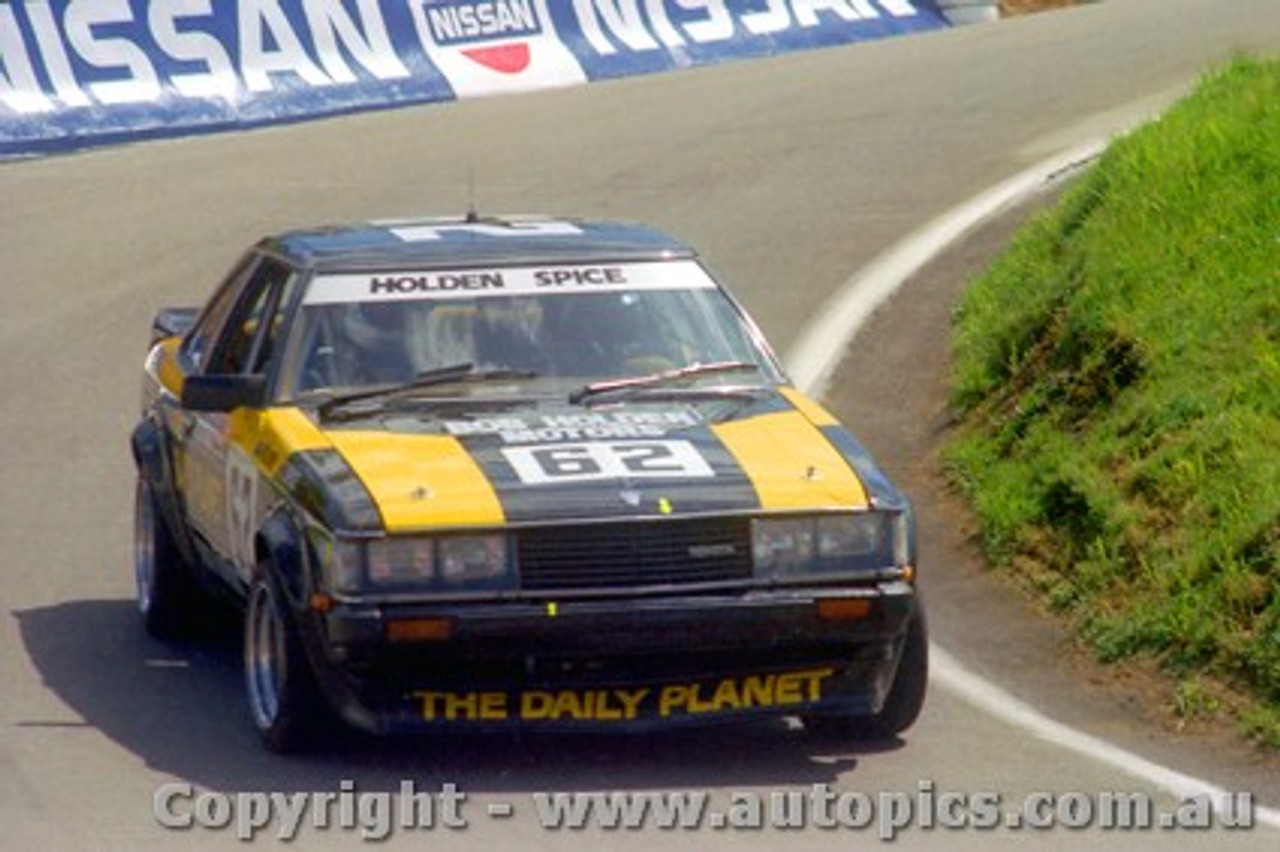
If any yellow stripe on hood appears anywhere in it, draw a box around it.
[778,386,840,427]
[325,431,506,531]
[713,407,869,511]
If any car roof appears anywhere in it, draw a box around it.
[264,215,697,273]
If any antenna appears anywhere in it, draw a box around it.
[465,163,479,223]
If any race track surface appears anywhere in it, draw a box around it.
[3,1,1279,848]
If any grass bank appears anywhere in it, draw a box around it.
[945,56,1280,743]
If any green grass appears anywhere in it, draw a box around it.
[946,56,1280,742]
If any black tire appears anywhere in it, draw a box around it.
[804,604,929,741]
[134,478,197,641]
[244,565,329,753]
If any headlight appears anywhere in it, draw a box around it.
[325,534,514,593]
[816,514,886,561]
[752,518,816,573]
[753,513,896,579]
[438,535,509,587]
[367,537,435,585]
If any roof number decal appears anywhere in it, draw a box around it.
[389,221,584,242]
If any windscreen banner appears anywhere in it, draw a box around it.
[0,1,948,158]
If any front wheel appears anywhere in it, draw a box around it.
[244,568,328,753]
[803,604,929,741]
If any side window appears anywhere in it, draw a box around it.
[181,253,258,372]
[246,269,301,375]
[200,259,296,376]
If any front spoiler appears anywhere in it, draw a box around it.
[299,582,918,735]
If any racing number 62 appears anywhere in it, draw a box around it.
[531,444,679,477]
[503,441,714,485]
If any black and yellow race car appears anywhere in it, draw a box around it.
[131,215,927,752]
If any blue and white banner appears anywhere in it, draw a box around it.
[0,1,947,158]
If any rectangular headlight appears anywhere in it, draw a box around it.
[753,513,893,580]
[367,537,435,585]
[752,518,815,574]
[816,514,886,561]
[438,535,510,588]
[359,534,514,592]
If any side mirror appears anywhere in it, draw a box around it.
[150,308,200,345]
[182,374,268,413]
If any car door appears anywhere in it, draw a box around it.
[175,255,296,584]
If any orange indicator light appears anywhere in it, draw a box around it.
[817,599,872,621]
[387,618,454,643]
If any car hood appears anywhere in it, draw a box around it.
[293,388,876,532]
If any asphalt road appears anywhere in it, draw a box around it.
[3,1,1280,849]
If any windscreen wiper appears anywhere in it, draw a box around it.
[569,361,761,405]
[317,363,537,419]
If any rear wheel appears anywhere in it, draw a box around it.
[244,566,328,752]
[804,604,929,741]
[134,478,195,640]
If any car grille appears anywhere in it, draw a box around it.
[517,518,754,590]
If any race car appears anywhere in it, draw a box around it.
[131,214,927,752]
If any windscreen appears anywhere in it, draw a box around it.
[276,260,782,397]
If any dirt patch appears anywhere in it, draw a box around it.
[1000,0,1084,16]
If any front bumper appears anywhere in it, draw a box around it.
[300,582,919,734]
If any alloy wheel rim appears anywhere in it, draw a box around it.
[246,583,285,729]
[134,483,155,615]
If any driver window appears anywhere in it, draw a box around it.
[181,253,257,372]
[206,259,296,376]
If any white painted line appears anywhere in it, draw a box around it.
[785,140,1104,398]
[786,141,1280,829]
[935,646,1280,828]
